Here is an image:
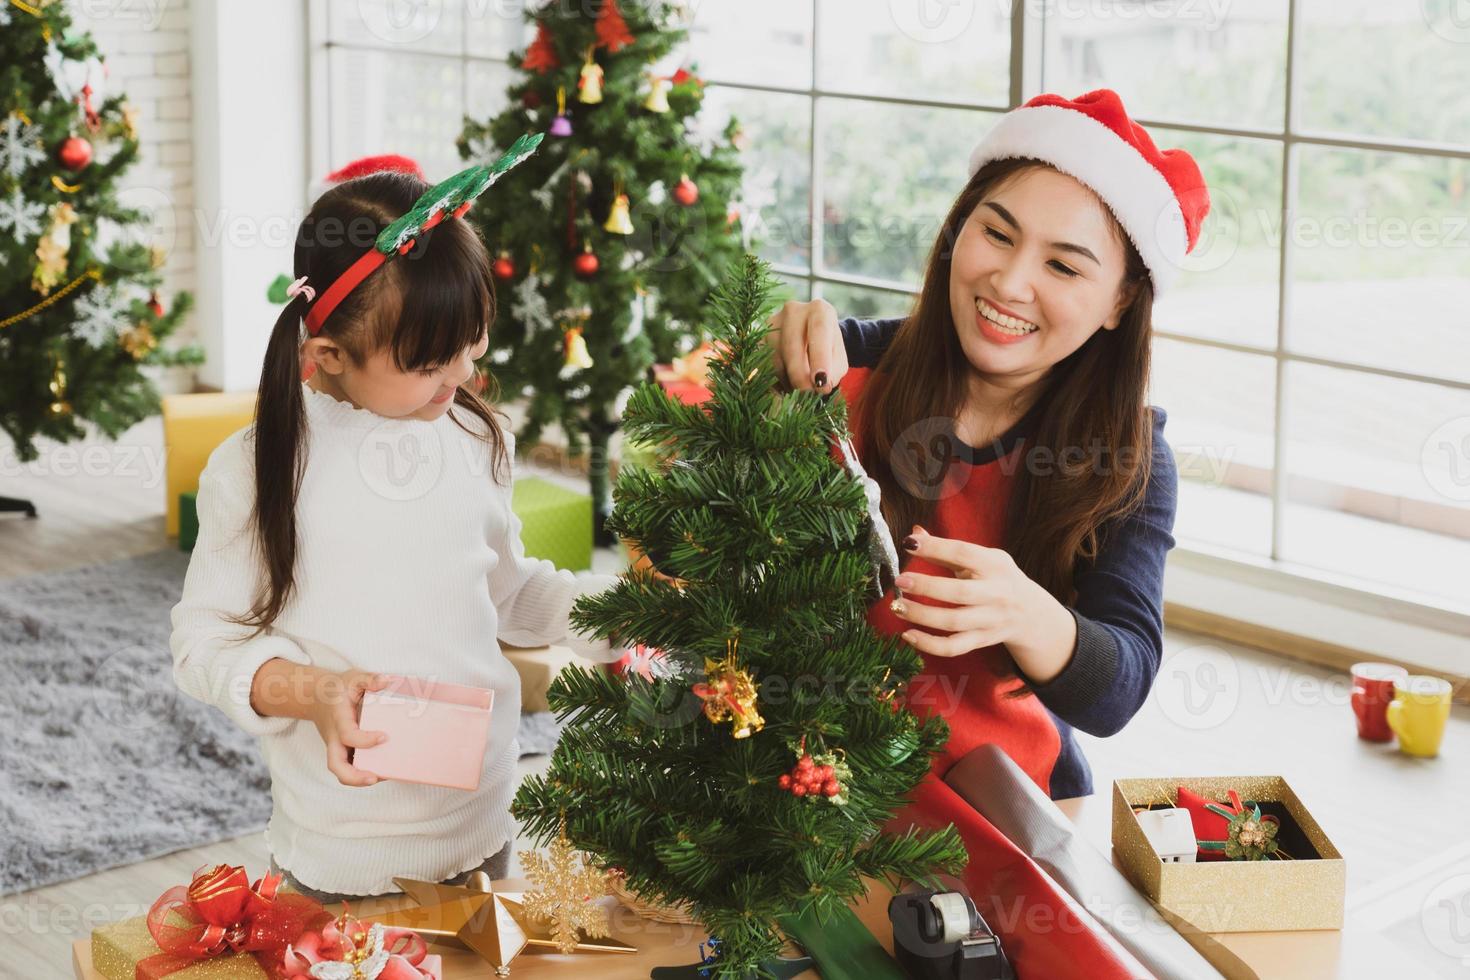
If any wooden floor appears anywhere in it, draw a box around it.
[4,418,1466,979]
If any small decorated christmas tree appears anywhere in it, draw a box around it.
[513,256,966,978]
[0,1,199,470]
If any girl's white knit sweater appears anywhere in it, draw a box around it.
[169,383,619,896]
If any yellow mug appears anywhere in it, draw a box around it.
[1385,675,1452,758]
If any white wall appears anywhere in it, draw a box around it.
[189,0,309,391]
[72,0,196,390]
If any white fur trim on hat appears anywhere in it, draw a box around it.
[967,105,1189,296]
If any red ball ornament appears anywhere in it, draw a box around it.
[572,244,600,279]
[58,135,93,171]
[673,174,699,207]
[796,754,813,771]
[822,780,840,797]
[492,252,516,281]
[777,774,792,790]
[791,783,807,797]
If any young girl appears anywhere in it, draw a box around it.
[769,89,1210,804]
[169,161,621,903]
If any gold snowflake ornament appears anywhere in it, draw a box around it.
[517,818,612,954]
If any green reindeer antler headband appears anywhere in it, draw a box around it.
[300,132,544,336]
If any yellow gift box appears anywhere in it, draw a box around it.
[1111,776,1345,933]
[163,391,258,538]
[91,912,268,980]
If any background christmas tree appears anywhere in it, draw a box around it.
[458,0,744,542]
[513,256,966,978]
[0,0,199,480]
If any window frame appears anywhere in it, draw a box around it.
[307,0,1470,634]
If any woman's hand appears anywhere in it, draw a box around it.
[305,668,391,787]
[888,526,1078,683]
[766,299,848,392]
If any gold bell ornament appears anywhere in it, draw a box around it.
[691,636,765,739]
[643,74,671,113]
[563,326,594,373]
[578,50,604,104]
[49,358,71,416]
[603,186,634,235]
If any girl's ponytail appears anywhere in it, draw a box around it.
[227,294,308,637]
[225,169,511,637]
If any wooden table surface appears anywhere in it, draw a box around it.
[70,794,1413,980]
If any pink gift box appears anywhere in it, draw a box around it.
[353,676,494,791]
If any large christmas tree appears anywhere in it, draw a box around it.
[0,0,198,483]
[459,0,745,542]
[513,256,966,978]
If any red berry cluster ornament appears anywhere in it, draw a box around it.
[775,740,851,805]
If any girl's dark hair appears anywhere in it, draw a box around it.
[231,171,511,636]
[854,157,1156,690]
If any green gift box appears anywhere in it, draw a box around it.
[179,481,590,567]
[511,477,592,571]
[179,491,199,552]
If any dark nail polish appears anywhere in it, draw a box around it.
[901,535,919,552]
[814,371,827,388]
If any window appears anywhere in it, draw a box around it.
[689,0,1470,612]
[315,0,1470,612]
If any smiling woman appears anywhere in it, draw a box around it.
[768,89,1211,804]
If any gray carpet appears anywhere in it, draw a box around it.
[0,549,564,897]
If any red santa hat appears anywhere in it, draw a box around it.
[967,89,1210,297]
[308,153,426,201]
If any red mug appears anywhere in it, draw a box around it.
[1351,662,1408,742]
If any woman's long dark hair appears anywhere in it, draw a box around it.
[231,172,511,636]
[855,158,1156,685]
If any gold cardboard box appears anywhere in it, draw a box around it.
[91,913,269,980]
[1112,776,1345,933]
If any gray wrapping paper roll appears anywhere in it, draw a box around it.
[944,745,1249,980]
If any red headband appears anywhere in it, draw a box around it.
[296,133,544,336]
[302,201,472,336]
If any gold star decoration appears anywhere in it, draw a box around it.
[362,871,527,977]
[514,817,620,955]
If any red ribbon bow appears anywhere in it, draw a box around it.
[138,864,331,980]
